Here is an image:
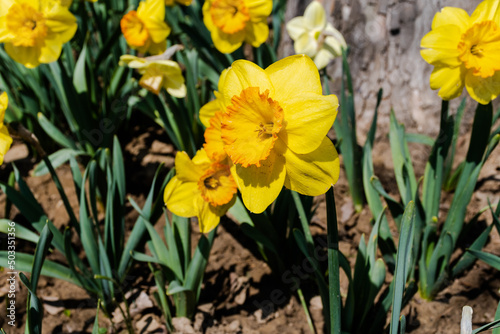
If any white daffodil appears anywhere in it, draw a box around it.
[286,1,346,70]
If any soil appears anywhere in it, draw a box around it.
[0,111,499,334]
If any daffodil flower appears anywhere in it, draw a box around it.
[421,0,500,104]
[213,55,339,213]
[0,0,78,68]
[0,92,12,165]
[164,149,237,233]
[286,1,346,70]
[120,0,171,55]
[202,0,272,54]
[119,54,186,98]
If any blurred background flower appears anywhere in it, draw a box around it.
[0,0,77,68]
[120,0,171,55]
[119,53,186,97]
[202,0,272,53]
[286,0,346,70]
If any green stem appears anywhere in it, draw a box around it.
[297,288,317,334]
[291,191,314,248]
[326,188,341,334]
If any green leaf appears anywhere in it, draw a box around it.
[390,201,415,334]
[37,113,78,150]
[184,228,216,302]
[92,301,101,334]
[405,133,434,146]
[33,149,86,177]
[20,272,43,334]
[452,223,492,277]
[0,219,39,244]
[73,39,88,94]
[30,223,53,293]
[389,111,417,205]
[130,251,162,264]
[79,164,101,277]
[422,100,453,224]
[118,166,169,278]
[473,318,500,333]
[467,249,500,271]
[0,252,79,286]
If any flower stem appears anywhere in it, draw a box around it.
[297,287,317,334]
[326,187,341,334]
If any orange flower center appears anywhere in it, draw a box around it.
[458,20,500,78]
[198,163,237,206]
[6,3,47,47]
[221,87,284,168]
[210,0,250,34]
[120,11,149,47]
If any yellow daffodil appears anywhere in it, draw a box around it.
[202,0,272,54]
[421,0,500,104]
[165,0,191,6]
[119,54,186,97]
[0,92,12,165]
[0,0,78,68]
[164,149,237,233]
[120,0,171,55]
[286,1,346,70]
[213,55,339,213]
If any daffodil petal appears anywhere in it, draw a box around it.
[233,149,286,213]
[195,196,221,233]
[465,70,500,104]
[471,0,500,24]
[211,28,245,54]
[39,36,64,64]
[175,151,205,182]
[119,55,146,68]
[314,48,334,70]
[266,54,322,101]
[280,92,338,154]
[0,125,12,165]
[196,195,236,233]
[200,99,221,127]
[284,136,339,196]
[163,68,187,98]
[420,25,462,66]
[293,33,318,57]
[0,92,8,122]
[429,65,466,101]
[5,44,40,69]
[432,7,470,30]
[246,0,272,21]
[223,60,274,106]
[146,20,171,43]
[44,6,78,43]
[286,17,307,40]
[303,1,326,30]
[245,20,269,47]
[137,0,165,24]
[164,177,198,218]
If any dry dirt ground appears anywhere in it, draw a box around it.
[0,109,499,334]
